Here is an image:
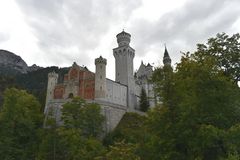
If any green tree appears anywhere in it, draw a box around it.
[0,88,43,160]
[194,33,240,84]
[98,141,140,160]
[37,97,106,160]
[139,88,150,112]
[0,76,18,107]
[103,112,147,145]
[147,34,240,159]
[61,97,105,137]
[56,127,105,160]
[38,127,106,160]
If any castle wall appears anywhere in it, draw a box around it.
[54,84,65,99]
[93,99,127,132]
[105,79,127,107]
[45,99,127,134]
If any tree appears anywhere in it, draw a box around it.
[103,112,147,145]
[61,97,105,137]
[97,141,140,160]
[37,127,106,160]
[0,88,43,160]
[0,75,18,107]
[37,97,106,160]
[139,88,150,112]
[194,33,240,84]
[147,33,240,159]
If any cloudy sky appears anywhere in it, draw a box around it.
[0,0,240,80]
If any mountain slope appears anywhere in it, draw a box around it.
[0,50,29,75]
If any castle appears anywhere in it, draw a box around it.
[44,30,172,132]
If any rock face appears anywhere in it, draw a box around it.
[0,50,41,75]
[28,64,43,72]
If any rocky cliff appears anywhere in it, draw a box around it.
[0,50,42,75]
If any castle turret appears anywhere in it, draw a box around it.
[95,56,107,100]
[163,45,172,66]
[116,30,131,47]
[113,30,136,110]
[44,71,58,113]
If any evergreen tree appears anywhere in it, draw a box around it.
[139,88,150,112]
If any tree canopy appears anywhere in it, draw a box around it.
[148,33,240,160]
[139,88,150,112]
[0,88,43,160]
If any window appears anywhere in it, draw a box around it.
[68,93,74,98]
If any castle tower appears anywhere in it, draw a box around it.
[44,71,58,113]
[95,56,107,100]
[163,45,172,66]
[113,30,136,109]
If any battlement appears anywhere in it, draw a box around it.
[48,71,58,78]
[95,56,107,65]
[116,30,131,47]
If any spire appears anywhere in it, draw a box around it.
[163,44,172,66]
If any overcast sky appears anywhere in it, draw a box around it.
[0,0,240,80]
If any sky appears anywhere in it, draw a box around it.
[0,0,240,80]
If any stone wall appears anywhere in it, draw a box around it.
[105,79,127,107]
[45,99,127,134]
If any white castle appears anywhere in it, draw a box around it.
[44,30,172,132]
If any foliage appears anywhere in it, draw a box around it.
[62,97,105,137]
[15,66,69,111]
[0,75,18,107]
[148,33,240,160]
[38,127,106,160]
[97,141,140,160]
[152,65,174,108]
[194,32,240,84]
[0,66,69,111]
[38,97,106,160]
[0,88,43,160]
[103,112,147,146]
[139,88,150,112]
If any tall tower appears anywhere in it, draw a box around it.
[163,45,172,66]
[44,71,58,113]
[95,56,107,100]
[113,30,135,85]
[113,30,136,109]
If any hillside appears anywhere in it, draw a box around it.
[0,49,69,109]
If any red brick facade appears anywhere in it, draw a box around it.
[53,66,95,100]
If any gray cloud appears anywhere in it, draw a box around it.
[129,0,240,64]
[14,0,240,69]
[0,32,10,43]
[15,0,142,66]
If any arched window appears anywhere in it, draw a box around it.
[68,93,74,98]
